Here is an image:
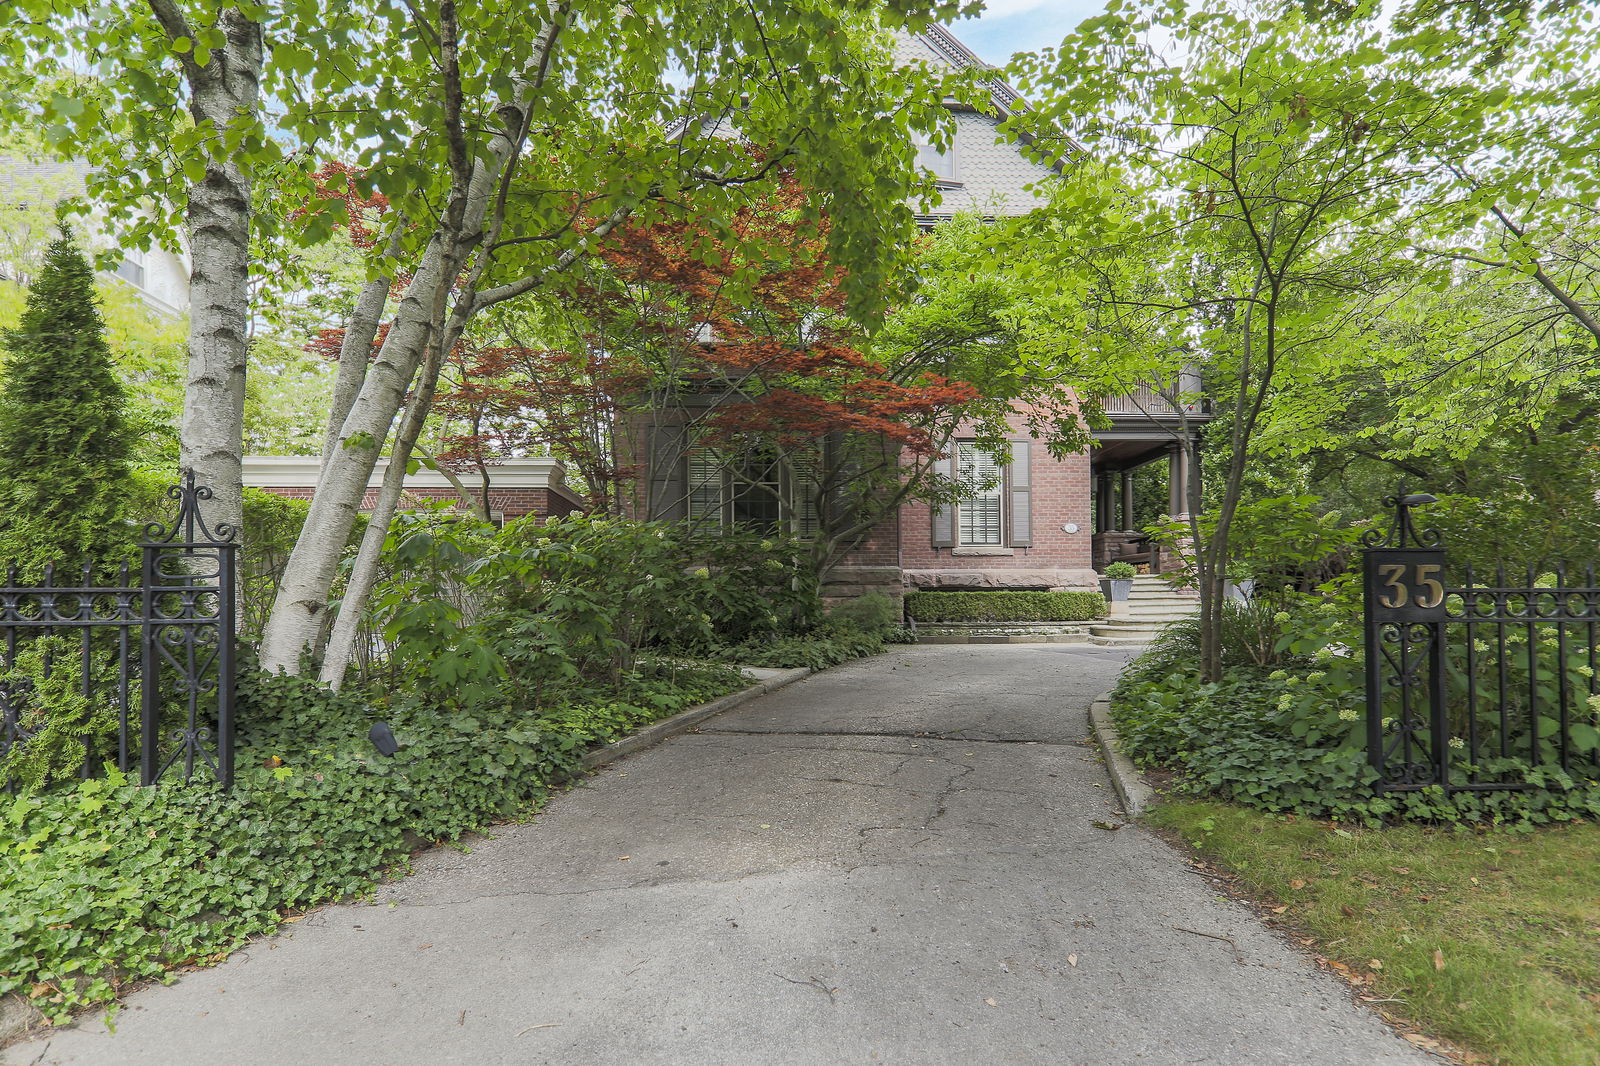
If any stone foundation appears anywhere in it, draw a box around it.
[901,567,1100,591]
[821,565,906,611]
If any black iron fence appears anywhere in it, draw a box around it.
[1363,491,1600,793]
[0,473,237,792]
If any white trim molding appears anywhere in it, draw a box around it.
[241,455,584,509]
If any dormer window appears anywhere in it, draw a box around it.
[913,129,958,182]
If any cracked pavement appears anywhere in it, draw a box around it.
[10,644,1438,1066]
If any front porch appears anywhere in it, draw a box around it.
[1089,386,1209,573]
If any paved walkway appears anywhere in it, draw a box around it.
[9,645,1436,1066]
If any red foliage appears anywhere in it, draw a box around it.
[433,343,649,512]
[305,161,391,250]
[573,172,982,457]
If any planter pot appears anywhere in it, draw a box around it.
[1101,577,1133,602]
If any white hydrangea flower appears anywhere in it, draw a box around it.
[1277,695,1294,711]
[1338,708,1359,722]
[1577,665,1594,679]
[1273,611,1290,624]
[1448,736,1465,749]
[1269,670,1289,681]
[1588,694,1600,715]
[1307,671,1326,683]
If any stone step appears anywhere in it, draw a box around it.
[1090,622,1174,636]
[1090,635,1151,647]
[1122,607,1200,619]
[1123,596,1197,607]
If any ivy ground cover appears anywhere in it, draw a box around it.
[0,660,747,1029]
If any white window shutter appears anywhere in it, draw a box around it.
[930,449,956,547]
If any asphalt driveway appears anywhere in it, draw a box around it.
[8,644,1436,1066]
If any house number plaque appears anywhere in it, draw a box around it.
[1363,548,1448,622]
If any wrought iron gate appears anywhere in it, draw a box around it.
[1363,491,1600,793]
[0,473,237,792]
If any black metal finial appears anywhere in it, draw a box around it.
[1361,484,1442,549]
[143,470,238,546]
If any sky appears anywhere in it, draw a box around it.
[953,0,1111,64]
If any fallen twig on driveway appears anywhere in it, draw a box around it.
[1172,925,1243,963]
[774,973,838,1004]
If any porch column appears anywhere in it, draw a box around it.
[1095,472,1115,533]
[1119,471,1134,531]
[1167,444,1184,516]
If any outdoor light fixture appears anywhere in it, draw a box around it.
[369,721,401,757]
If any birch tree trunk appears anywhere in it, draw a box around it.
[319,327,450,689]
[256,111,526,672]
[320,226,404,469]
[256,4,586,674]
[157,4,263,538]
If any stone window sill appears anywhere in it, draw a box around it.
[952,547,1014,556]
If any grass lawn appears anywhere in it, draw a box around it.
[1150,801,1600,1066]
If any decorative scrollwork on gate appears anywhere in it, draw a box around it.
[1,471,237,793]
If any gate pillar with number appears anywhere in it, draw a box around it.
[1361,491,1448,790]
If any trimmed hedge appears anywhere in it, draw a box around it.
[905,589,1106,624]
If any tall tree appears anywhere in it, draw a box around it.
[0,231,132,567]
[2,4,265,537]
[1011,2,1459,680]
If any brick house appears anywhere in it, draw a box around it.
[633,25,1208,608]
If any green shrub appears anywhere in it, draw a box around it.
[905,589,1105,624]
[706,619,891,670]
[0,231,134,570]
[827,590,901,632]
[1111,604,1600,827]
[365,512,823,705]
[1103,561,1137,580]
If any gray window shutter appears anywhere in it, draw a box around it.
[930,449,957,547]
[648,424,687,520]
[1008,438,1032,547]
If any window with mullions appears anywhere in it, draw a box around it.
[684,445,820,538]
[957,442,1003,546]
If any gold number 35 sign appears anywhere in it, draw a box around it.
[1377,563,1445,609]
[1366,551,1449,620]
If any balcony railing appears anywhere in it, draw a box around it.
[1101,382,1208,419]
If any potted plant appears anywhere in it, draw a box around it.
[1101,561,1137,602]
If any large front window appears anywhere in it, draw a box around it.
[957,442,1003,546]
[685,445,820,538]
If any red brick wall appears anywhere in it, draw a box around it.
[898,415,1093,573]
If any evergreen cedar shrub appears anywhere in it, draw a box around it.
[905,590,1106,624]
[0,231,133,569]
